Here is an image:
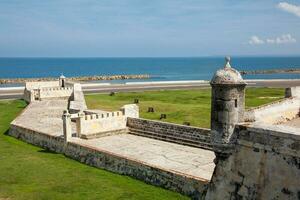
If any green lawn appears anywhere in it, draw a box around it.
[0,100,187,200]
[86,88,284,128]
[0,88,284,199]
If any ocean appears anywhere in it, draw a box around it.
[0,57,299,83]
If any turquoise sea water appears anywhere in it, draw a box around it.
[0,57,299,82]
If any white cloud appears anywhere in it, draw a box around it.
[248,36,264,45]
[249,34,296,45]
[266,34,296,44]
[278,2,300,17]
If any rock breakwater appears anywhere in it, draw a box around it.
[240,68,300,75]
[0,74,150,84]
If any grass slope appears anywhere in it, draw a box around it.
[0,100,187,200]
[86,88,284,128]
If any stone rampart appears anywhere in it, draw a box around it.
[127,118,212,149]
[206,124,300,200]
[9,123,208,198]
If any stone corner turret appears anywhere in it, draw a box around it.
[210,57,247,156]
[59,74,66,88]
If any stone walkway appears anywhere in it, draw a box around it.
[72,134,215,181]
[12,100,69,136]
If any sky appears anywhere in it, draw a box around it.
[0,0,299,57]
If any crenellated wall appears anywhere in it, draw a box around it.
[39,87,73,100]
[127,118,212,149]
[77,111,127,139]
[25,81,59,90]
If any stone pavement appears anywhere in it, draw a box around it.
[72,134,215,181]
[281,117,300,128]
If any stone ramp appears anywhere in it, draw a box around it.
[11,100,69,136]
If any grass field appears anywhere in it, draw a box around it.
[86,88,284,128]
[0,88,284,199]
[0,100,187,200]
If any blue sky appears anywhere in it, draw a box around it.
[0,0,299,57]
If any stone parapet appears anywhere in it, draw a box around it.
[235,124,300,157]
[245,97,300,124]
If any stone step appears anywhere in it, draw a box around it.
[128,127,211,143]
[129,130,212,150]
[129,128,212,150]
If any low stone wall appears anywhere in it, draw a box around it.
[9,124,65,153]
[9,124,208,198]
[206,124,300,200]
[127,118,212,149]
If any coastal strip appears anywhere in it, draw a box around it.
[240,68,300,75]
[0,74,150,84]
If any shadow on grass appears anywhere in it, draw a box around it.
[3,129,9,136]
[38,149,58,154]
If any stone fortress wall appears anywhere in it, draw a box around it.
[206,124,300,200]
[9,58,300,199]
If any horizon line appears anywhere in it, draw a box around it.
[1,55,300,59]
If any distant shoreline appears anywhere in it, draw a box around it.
[0,74,150,85]
[240,68,300,75]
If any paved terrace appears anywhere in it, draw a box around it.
[12,99,215,181]
[281,117,300,128]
